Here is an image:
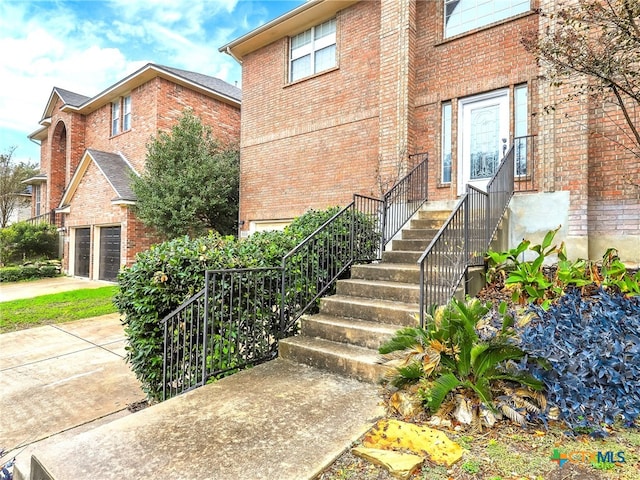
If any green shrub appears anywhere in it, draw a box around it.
[115,207,346,400]
[0,222,59,265]
[0,260,62,282]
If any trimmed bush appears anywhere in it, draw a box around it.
[115,207,347,400]
[0,222,59,265]
[0,260,62,282]
[519,289,640,430]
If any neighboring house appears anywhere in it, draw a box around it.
[25,63,241,280]
[4,187,32,226]
[221,0,639,264]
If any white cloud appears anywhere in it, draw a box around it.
[0,0,292,164]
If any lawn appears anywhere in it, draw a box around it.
[0,286,119,333]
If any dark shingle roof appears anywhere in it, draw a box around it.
[54,88,91,107]
[87,149,136,202]
[156,64,242,102]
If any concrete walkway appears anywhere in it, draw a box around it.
[0,314,145,479]
[1,278,385,479]
[25,359,383,480]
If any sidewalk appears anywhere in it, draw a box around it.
[0,314,145,480]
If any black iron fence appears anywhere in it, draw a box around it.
[418,146,516,324]
[514,135,536,192]
[381,152,429,245]
[161,154,430,399]
[25,209,63,228]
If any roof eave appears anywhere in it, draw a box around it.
[220,0,359,60]
[69,64,240,115]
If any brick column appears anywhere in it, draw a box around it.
[378,0,416,189]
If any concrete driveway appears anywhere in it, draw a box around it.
[0,278,144,479]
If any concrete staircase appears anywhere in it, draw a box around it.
[279,208,451,383]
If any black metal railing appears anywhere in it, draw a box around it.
[25,209,63,228]
[514,135,536,192]
[161,153,430,399]
[381,152,429,245]
[418,146,516,324]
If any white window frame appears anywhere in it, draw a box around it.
[444,0,530,38]
[122,95,132,131]
[111,101,120,136]
[441,102,453,184]
[34,184,41,216]
[289,18,336,82]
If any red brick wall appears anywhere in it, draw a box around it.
[412,0,539,200]
[83,77,240,174]
[239,0,381,229]
[43,71,240,273]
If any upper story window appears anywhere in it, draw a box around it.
[290,18,336,82]
[444,0,530,38]
[111,95,131,136]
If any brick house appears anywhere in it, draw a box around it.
[221,0,639,264]
[25,64,241,280]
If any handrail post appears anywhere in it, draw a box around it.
[202,271,210,386]
[419,265,425,327]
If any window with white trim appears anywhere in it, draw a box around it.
[441,102,452,184]
[514,84,528,176]
[444,0,530,38]
[111,95,132,136]
[111,101,120,136]
[34,184,41,216]
[290,18,336,82]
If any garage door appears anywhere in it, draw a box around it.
[99,226,121,281]
[74,228,90,277]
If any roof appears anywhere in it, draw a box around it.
[59,149,138,207]
[220,0,359,61]
[88,149,137,202]
[53,88,91,107]
[158,65,241,102]
[30,63,241,138]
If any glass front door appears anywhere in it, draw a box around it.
[459,91,509,192]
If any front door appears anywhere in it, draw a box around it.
[458,91,509,192]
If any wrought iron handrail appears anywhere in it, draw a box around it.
[161,153,430,399]
[418,145,516,325]
[25,209,63,228]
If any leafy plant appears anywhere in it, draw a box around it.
[0,260,61,282]
[519,289,640,430]
[0,221,59,265]
[379,298,544,426]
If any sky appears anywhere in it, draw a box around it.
[0,0,305,165]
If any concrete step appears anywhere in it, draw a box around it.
[319,295,418,326]
[416,209,451,221]
[351,263,421,284]
[382,250,422,264]
[410,218,446,230]
[278,336,387,384]
[401,228,439,240]
[336,278,421,304]
[391,238,432,251]
[300,314,400,350]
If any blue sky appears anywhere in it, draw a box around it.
[0,0,305,165]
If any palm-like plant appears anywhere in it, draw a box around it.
[380,298,544,425]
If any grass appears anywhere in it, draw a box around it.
[0,286,119,333]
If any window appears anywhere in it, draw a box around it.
[514,84,528,175]
[34,184,41,216]
[444,0,530,38]
[111,95,131,136]
[441,102,452,184]
[123,95,132,131]
[290,18,336,82]
[111,101,120,136]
